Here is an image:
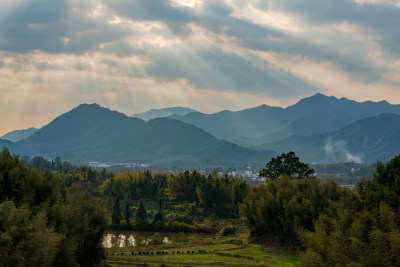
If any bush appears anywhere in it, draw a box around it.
[219,224,235,236]
[149,232,163,245]
[135,236,145,246]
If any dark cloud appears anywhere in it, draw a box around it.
[267,0,400,55]
[11,0,68,24]
[0,0,399,98]
[0,0,129,54]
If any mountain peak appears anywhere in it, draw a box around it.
[306,93,338,102]
[75,103,102,110]
[70,103,128,118]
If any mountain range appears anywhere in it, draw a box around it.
[169,93,400,147]
[2,93,400,166]
[4,104,273,167]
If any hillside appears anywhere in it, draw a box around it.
[17,104,273,167]
[0,139,29,156]
[259,113,400,163]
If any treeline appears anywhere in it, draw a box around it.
[102,170,249,218]
[240,152,400,266]
[21,155,74,172]
[20,155,114,187]
[240,177,341,246]
[0,148,108,266]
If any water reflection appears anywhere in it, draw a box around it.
[103,231,210,248]
[103,234,135,248]
[102,232,171,248]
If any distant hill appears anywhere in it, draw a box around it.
[133,107,197,121]
[16,104,273,167]
[1,127,37,142]
[169,93,400,146]
[0,139,30,156]
[259,113,400,163]
[169,105,285,142]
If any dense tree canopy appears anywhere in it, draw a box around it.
[0,148,108,267]
[299,155,400,266]
[240,176,342,245]
[102,170,249,217]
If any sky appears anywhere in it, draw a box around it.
[1,0,400,136]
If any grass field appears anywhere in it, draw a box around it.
[104,232,298,266]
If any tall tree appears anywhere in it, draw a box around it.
[87,167,96,183]
[135,200,147,226]
[112,199,121,224]
[152,199,164,228]
[124,200,131,224]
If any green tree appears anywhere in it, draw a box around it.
[51,192,108,267]
[152,199,164,228]
[0,201,63,267]
[259,151,314,180]
[135,200,147,226]
[373,154,400,194]
[87,167,97,183]
[124,200,131,224]
[112,199,121,224]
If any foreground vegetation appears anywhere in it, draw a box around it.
[1,148,400,266]
[0,148,108,266]
[243,152,400,266]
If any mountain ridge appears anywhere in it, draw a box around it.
[168,93,400,146]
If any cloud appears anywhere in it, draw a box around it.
[1,0,400,134]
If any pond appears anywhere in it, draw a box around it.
[102,231,213,248]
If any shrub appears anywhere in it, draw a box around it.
[219,224,235,236]
[149,232,163,245]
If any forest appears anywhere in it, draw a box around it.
[1,148,400,266]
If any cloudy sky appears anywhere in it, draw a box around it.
[1,0,400,135]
